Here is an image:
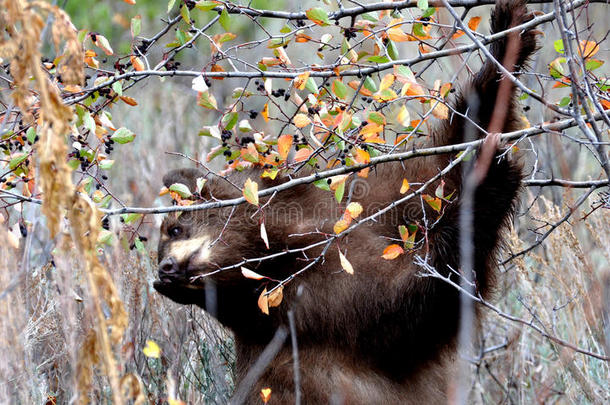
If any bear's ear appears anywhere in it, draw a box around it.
[163,168,206,192]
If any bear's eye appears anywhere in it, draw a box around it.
[168,226,183,238]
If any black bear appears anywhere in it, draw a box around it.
[154,1,537,402]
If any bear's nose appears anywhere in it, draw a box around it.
[158,257,180,281]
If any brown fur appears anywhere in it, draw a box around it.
[154,1,538,403]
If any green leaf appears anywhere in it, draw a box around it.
[99,159,114,170]
[222,112,239,130]
[134,237,146,254]
[112,81,123,96]
[180,4,191,24]
[558,96,571,107]
[130,15,141,37]
[334,181,345,203]
[111,127,135,144]
[422,7,436,18]
[83,111,96,134]
[314,179,331,191]
[361,13,378,23]
[169,183,192,198]
[367,55,390,63]
[9,153,27,170]
[363,76,377,93]
[332,80,348,99]
[280,24,292,34]
[417,0,429,11]
[368,111,385,125]
[167,0,176,13]
[306,7,331,26]
[553,39,564,54]
[195,1,217,11]
[176,29,187,45]
[413,23,426,38]
[585,59,604,71]
[219,7,231,31]
[387,40,398,60]
[98,229,113,245]
[121,213,142,225]
[305,77,319,94]
[26,127,36,144]
[238,119,253,132]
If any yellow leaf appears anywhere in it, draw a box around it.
[294,71,310,90]
[396,104,410,127]
[329,174,348,190]
[333,219,349,234]
[260,222,269,249]
[293,114,311,128]
[379,74,395,91]
[339,250,354,275]
[400,178,409,194]
[258,288,269,315]
[261,103,269,122]
[268,286,283,307]
[382,244,404,260]
[142,340,161,358]
[260,388,272,404]
[423,194,442,212]
[243,178,259,206]
[168,399,186,405]
[241,267,265,280]
[346,202,363,219]
[354,147,370,164]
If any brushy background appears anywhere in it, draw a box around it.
[1,0,609,404]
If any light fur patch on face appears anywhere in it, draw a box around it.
[168,235,211,264]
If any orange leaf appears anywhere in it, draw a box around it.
[119,96,138,106]
[295,33,312,42]
[294,147,313,162]
[468,16,481,31]
[333,218,349,234]
[354,148,370,164]
[579,40,599,59]
[277,134,293,160]
[241,267,265,280]
[258,288,269,315]
[348,80,373,97]
[387,27,410,42]
[130,55,145,71]
[294,71,310,90]
[431,101,449,120]
[268,286,283,307]
[261,103,269,122]
[382,244,404,260]
[123,0,136,4]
